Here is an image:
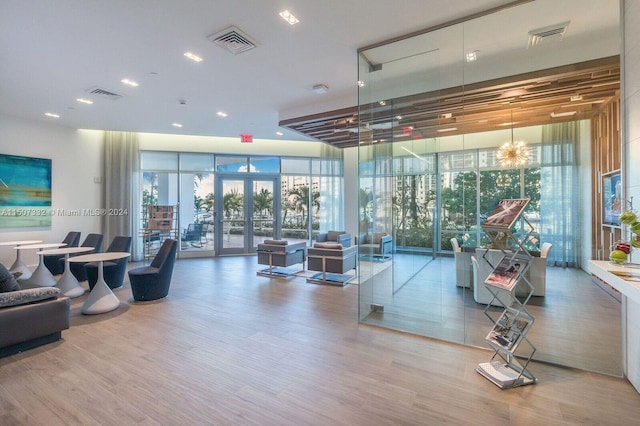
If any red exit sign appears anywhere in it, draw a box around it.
[240,133,253,143]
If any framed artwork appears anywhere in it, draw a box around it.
[0,153,52,228]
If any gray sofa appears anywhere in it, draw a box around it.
[0,287,70,358]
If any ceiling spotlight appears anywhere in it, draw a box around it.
[570,95,583,101]
[76,98,93,104]
[44,112,60,118]
[379,100,386,106]
[466,50,479,62]
[276,131,284,136]
[312,84,328,94]
[121,78,139,87]
[184,52,203,62]
[279,10,299,25]
[172,123,183,128]
[217,111,228,117]
[357,80,365,87]
[395,115,403,120]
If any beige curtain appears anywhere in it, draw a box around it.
[103,131,141,260]
[318,143,344,231]
[540,121,580,267]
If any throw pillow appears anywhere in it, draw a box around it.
[0,287,59,308]
[0,263,20,293]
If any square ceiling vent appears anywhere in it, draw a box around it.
[208,26,258,55]
[528,21,570,47]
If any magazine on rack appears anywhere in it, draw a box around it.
[484,256,530,291]
[485,309,533,352]
[482,198,530,231]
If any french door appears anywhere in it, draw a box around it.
[215,176,279,255]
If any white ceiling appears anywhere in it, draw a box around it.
[0,0,619,143]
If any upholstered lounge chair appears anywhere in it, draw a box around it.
[128,239,178,301]
[85,236,132,290]
[256,239,307,278]
[359,232,393,259]
[43,231,81,275]
[69,233,104,282]
[316,230,352,247]
[307,243,357,286]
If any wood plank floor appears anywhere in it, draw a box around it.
[361,256,622,376]
[1,256,639,425]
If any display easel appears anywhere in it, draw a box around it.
[476,198,537,389]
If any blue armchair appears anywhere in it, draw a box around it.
[85,236,132,290]
[69,233,104,282]
[43,231,81,275]
[128,239,178,301]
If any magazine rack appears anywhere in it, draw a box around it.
[476,199,537,389]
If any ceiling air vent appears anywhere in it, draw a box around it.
[208,26,258,55]
[85,86,123,100]
[527,21,570,47]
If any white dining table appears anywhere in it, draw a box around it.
[15,242,66,287]
[0,240,43,279]
[40,246,95,298]
[68,252,130,314]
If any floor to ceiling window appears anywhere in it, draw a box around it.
[140,151,343,257]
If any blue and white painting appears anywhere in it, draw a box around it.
[0,153,52,228]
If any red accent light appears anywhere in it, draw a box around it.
[240,133,253,143]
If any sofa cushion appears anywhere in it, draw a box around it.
[0,264,20,293]
[262,239,288,245]
[0,287,60,308]
[314,242,342,249]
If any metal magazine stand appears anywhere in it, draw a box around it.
[476,203,537,389]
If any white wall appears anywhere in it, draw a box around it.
[0,114,103,267]
[138,132,325,157]
[622,0,640,391]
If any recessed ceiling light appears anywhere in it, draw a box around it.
[466,50,478,62]
[379,100,386,106]
[276,131,284,136]
[279,10,299,25]
[121,78,139,87]
[76,98,93,104]
[44,112,60,118]
[184,52,203,62]
[570,95,583,101]
[217,111,228,117]
[357,80,366,87]
[395,115,403,120]
[172,123,183,128]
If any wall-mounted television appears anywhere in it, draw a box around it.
[0,153,52,228]
[603,170,622,227]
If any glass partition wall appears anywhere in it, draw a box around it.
[357,0,622,376]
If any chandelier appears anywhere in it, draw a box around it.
[496,140,529,168]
